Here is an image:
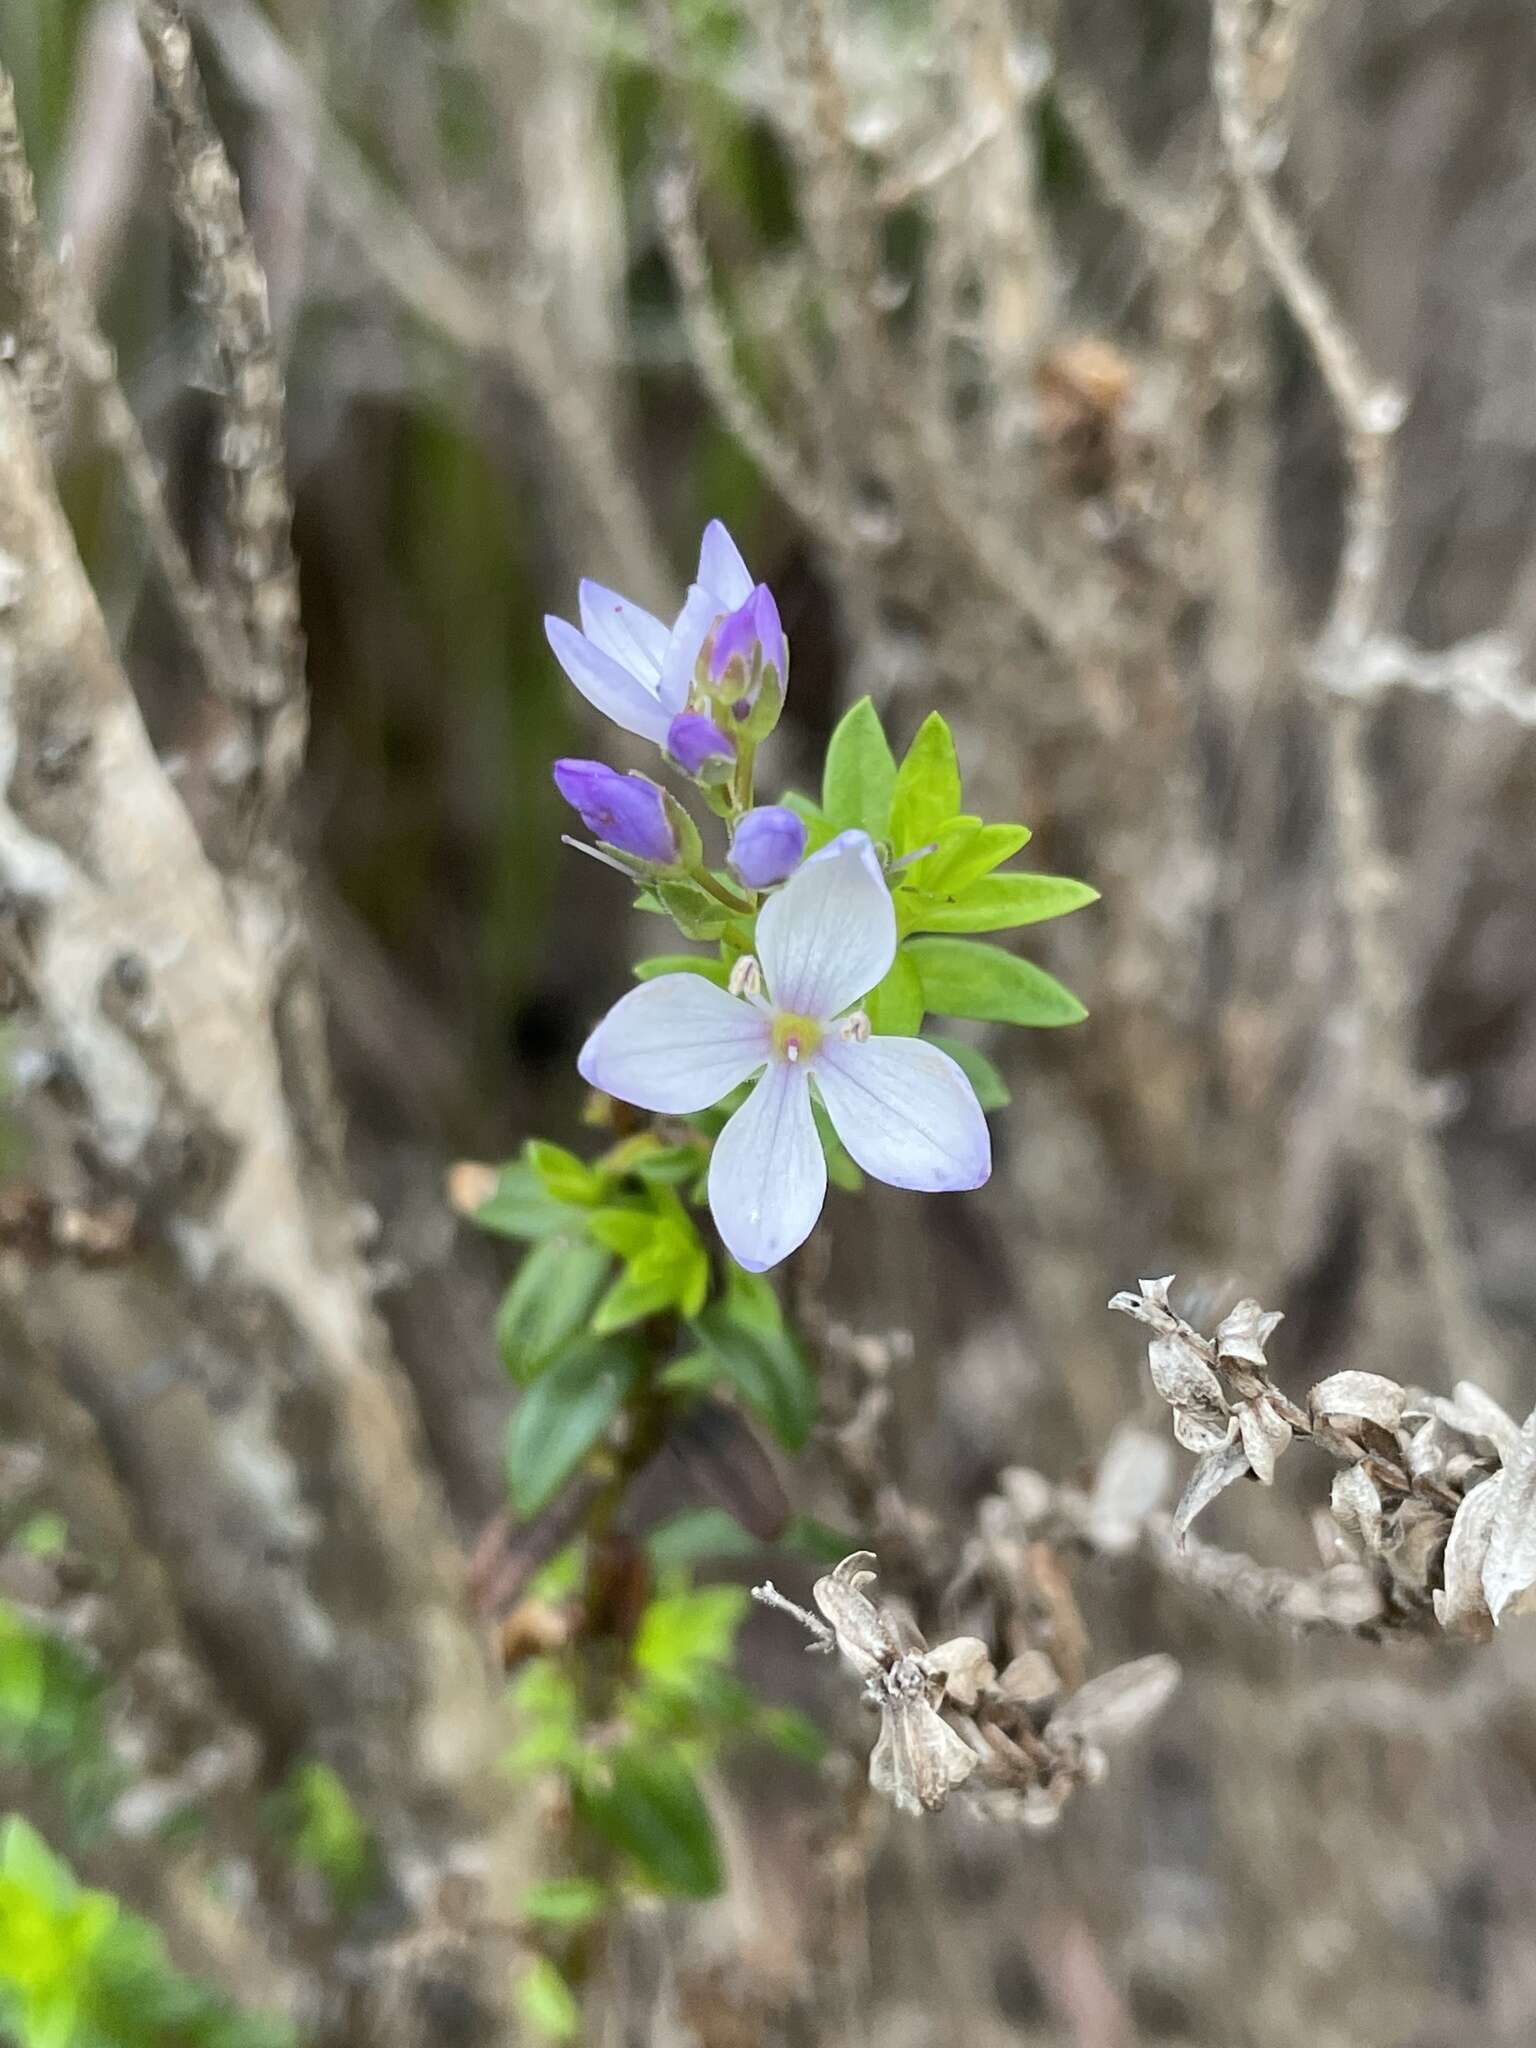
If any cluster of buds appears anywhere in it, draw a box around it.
[754,1551,1177,1824]
[545,522,800,890]
[1111,1275,1536,1637]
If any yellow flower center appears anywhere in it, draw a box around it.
[771,1011,824,1064]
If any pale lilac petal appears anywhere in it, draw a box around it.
[579,976,769,1113]
[656,583,722,718]
[577,580,670,683]
[755,829,896,1020]
[697,519,755,608]
[709,1063,826,1271]
[545,617,671,744]
[813,1035,991,1191]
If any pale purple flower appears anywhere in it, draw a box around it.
[544,521,757,746]
[666,711,735,777]
[708,584,786,700]
[553,759,677,866]
[577,831,991,1270]
[728,806,806,889]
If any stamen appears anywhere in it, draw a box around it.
[728,955,763,999]
[839,1009,872,1043]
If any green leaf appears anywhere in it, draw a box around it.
[496,1239,612,1383]
[889,712,962,854]
[585,1207,658,1260]
[656,879,734,940]
[515,1957,582,2041]
[471,1160,570,1241]
[278,1762,378,1911]
[864,947,924,1035]
[633,1583,748,1688]
[527,1140,606,1207]
[694,1302,816,1451]
[519,1879,608,1929]
[633,953,731,986]
[907,937,1087,1026]
[590,1267,677,1334]
[913,820,1031,895]
[906,873,1098,933]
[578,1748,723,1898]
[645,1508,760,1568]
[779,789,838,853]
[504,1342,639,1514]
[822,697,897,838]
[925,1034,1011,1110]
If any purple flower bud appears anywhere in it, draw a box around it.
[666,711,736,777]
[708,583,786,689]
[728,805,807,889]
[553,759,678,865]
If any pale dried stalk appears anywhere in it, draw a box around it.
[136,0,306,822]
[191,0,674,614]
[0,68,65,433]
[0,55,249,706]
[1211,0,1500,1383]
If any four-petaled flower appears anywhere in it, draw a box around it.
[544,520,762,747]
[577,831,990,1270]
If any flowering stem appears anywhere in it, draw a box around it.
[689,866,756,914]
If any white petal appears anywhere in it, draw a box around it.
[708,1063,825,1271]
[813,1035,990,1191]
[656,582,723,718]
[697,519,754,607]
[755,830,896,1019]
[577,580,669,683]
[544,617,670,744]
[578,976,769,1113]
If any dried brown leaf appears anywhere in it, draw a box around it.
[1173,1437,1250,1542]
[1048,1655,1181,1746]
[1214,1298,1283,1367]
[1484,1406,1536,1624]
[1238,1396,1293,1485]
[1309,1371,1407,1431]
[1434,1474,1500,1640]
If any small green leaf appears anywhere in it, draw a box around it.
[515,1957,582,2040]
[656,879,734,940]
[591,1267,677,1334]
[519,1878,608,1929]
[779,789,838,853]
[471,1161,569,1241]
[633,953,731,986]
[505,1342,639,1514]
[907,873,1098,933]
[864,947,924,1035]
[496,1239,612,1383]
[913,820,1031,895]
[925,1033,1011,1110]
[822,697,897,837]
[645,1508,760,1567]
[694,1302,816,1451]
[889,712,962,854]
[633,1583,748,1688]
[907,937,1087,1026]
[527,1140,606,1206]
[586,1207,658,1259]
[578,1748,723,1898]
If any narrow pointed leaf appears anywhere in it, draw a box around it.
[889,712,962,854]
[822,697,897,837]
[505,1341,640,1514]
[907,937,1087,1026]
[496,1239,612,1383]
[907,873,1098,933]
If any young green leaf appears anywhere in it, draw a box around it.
[527,1140,606,1207]
[496,1239,612,1384]
[515,1957,581,2041]
[645,1508,761,1568]
[655,879,735,940]
[907,937,1088,1026]
[913,820,1031,895]
[906,872,1098,933]
[504,1341,639,1515]
[471,1160,570,1241]
[693,1302,816,1451]
[633,953,731,986]
[822,697,897,838]
[519,1878,609,1930]
[578,1748,723,1898]
[863,947,925,1035]
[924,1033,1011,1110]
[889,712,962,854]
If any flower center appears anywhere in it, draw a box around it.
[771,1010,824,1064]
